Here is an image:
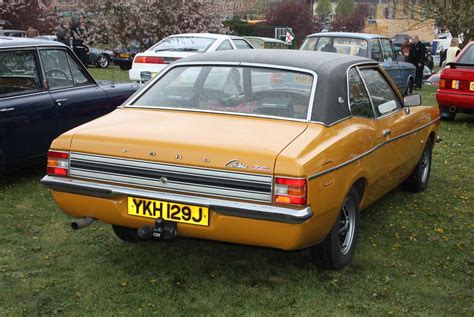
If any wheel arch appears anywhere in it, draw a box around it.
[352,178,367,205]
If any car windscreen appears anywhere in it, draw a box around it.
[457,45,474,64]
[150,37,216,53]
[301,37,368,57]
[130,66,314,120]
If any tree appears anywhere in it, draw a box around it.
[80,0,228,47]
[331,3,369,33]
[316,0,332,19]
[265,0,323,46]
[0,0,59,34]
[335,0,354,17]
[425,0,473,41]
[223,16,256,36]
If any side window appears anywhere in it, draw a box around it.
[40,50,74,89]
[300,38,318,51]
[359,68,400,117]
[217,40,234,51]
[380,39,394,61]
[67,54,92,85]
[232,39,253,50]
[314,37,330,51]
[0,50,42,97]
[203,67,243,94]
[370,39,383,62]
[348,68,374,118]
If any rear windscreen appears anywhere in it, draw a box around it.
[131,66,314,120]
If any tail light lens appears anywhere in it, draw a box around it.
[134,56,165,64]
[274,177,307,205]
[47,150,69,177]
[439,79,446,89]
[439,78,472,91]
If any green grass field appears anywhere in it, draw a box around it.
[0,69,472,315]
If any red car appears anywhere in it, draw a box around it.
[436,41,474,120]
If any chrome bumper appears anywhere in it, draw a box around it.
[41,175,313,224]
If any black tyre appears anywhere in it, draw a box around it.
[112,225,139,243]
[119,63,131,71]
[311,187,360,270]
[403,138,433,192]
[440,107,456,121]
[96,54,110,68]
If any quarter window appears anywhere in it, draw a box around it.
[0,50,42,97]
[380,39,395,61]
[359,68,400,117]
[217,40,234,51]
[370,39,383,62]
[232,39,253,50]
[348,68,374,118]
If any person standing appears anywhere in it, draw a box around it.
[71,15,89,67]
[445,38,461,65]
[408,35,426,89]
[55,19,71,47]
[400,37,411,62]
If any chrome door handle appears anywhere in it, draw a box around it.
[383,129,392,137]
[0,107,15,112]
[55,98,67,106]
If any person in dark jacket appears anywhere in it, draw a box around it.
[408,35,426,89]
[71,15,89,67]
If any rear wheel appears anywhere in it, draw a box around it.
[403,138,432,192]
[112,225,139,243]
[311,187,360,270]
[440,107,456,121]
[96,54,110,68]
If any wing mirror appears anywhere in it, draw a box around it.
[404,94,422,107]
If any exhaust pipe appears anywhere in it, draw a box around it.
[449,106,456,112]
[71,217,95,230]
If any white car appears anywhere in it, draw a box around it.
[129,33,253,82]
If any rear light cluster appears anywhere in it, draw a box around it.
[274,177,307,206]
[135,56,166,64]
[439,78,472,91]
[47,150,69,177]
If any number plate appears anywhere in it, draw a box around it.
[127,197,209,226]
[120,53,130,58]
[470,82,474,91]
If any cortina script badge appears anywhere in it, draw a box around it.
[225,159,271,172]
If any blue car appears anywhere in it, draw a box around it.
[0,37,140,172]
[301,32,416,96]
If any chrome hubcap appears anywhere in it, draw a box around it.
[98,56,108,67]
[420,147,430,184]
[338,196,356,255]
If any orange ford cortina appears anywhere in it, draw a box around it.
[41,50,440,270]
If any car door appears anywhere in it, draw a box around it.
[358,66,419,195]
[39,48,112,134]
[0,48,56,167]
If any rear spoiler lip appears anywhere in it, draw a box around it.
[446,62,474,69]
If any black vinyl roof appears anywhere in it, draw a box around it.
[175,50,377,125]
[0,36,66,48]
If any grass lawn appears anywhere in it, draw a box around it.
[0,70,472,315]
